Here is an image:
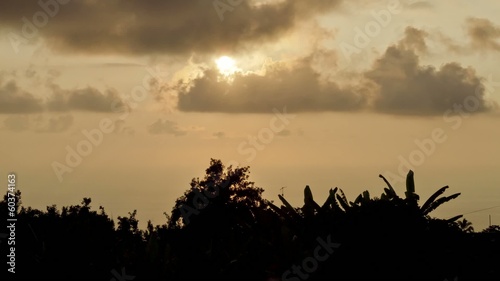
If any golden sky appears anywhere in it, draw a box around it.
[0,0,499,230]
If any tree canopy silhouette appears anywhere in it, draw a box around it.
[168,158,268,228]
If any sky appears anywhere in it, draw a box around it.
[0,0,499,231]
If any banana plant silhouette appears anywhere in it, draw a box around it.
[378,170,462,222]
[269,170,463,229]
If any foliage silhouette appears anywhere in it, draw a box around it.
[457,218,475,233]
[168,158,268,229]
[482,225,500,233]
[0,160,499,280]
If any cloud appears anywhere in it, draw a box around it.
[46,85,128,113]
[439,18,500,54]
[173,26,495,116]
[213,131,225,139]
[406,1,433,9]
[34,115,73,133]
[3,115,30,131]
[365,27,491,116]
[114,120,135,136]
[276,129,292,136]
[0,77,128,114]
[398,27,428,54]
[466,18,500,52]
[0,80,44,114]
[148,119,187,136]
[0,0,342,55]
[176,58,369,113]
[2,114,73,133]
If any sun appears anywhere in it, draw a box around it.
[215,56,239,77]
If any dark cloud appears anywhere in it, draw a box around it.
[398,27,428,53]
[365,27,491,116]
[47,85,128,113]
[176,58,369,113]
[0,80,44,114]
[0,0,341,55]
[148,119,187,136]
[0,78,128,114]
[466,18,500,52]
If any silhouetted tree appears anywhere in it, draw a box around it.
[482,225,500,233]
[457,218,475,233]
[168,159,268,228]
[165,159,278,279]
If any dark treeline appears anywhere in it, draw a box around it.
[1,159,499,280]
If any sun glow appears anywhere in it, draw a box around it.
[215,56,239,77]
